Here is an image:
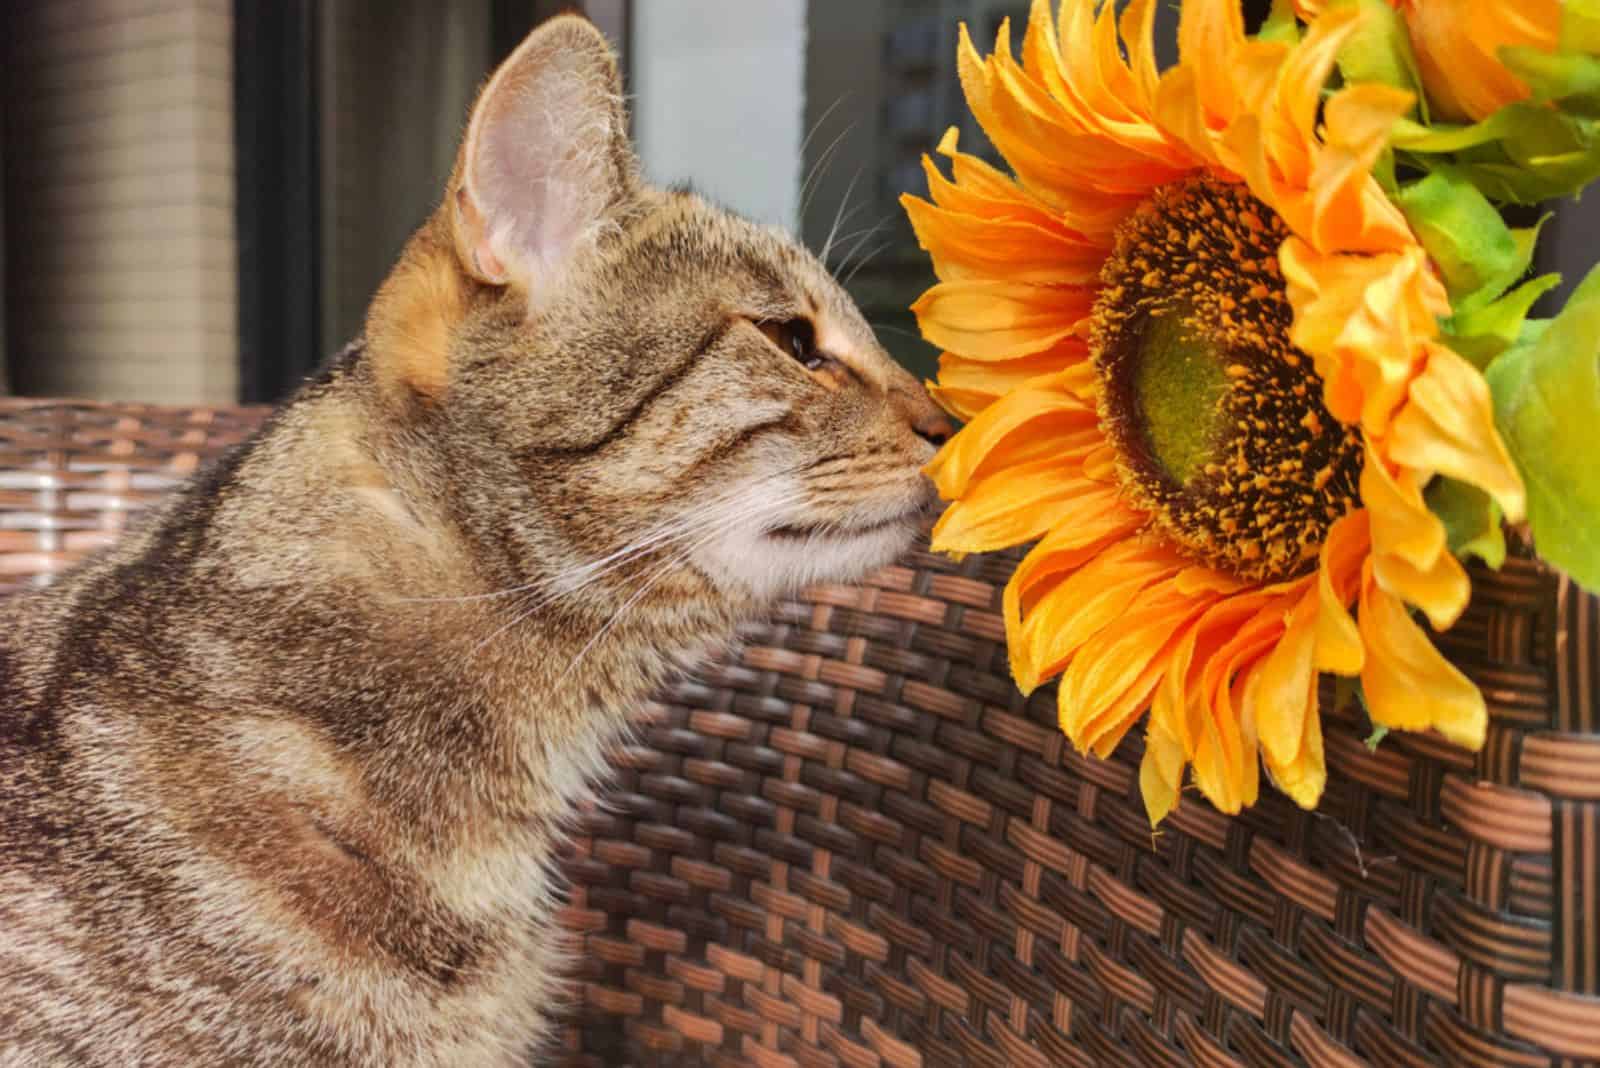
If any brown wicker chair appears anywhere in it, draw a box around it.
[3,397,1599,1067]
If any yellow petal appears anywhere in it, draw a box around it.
[1360,440,1470,629]
[903,192,1104,285]
[1267,4,1364,192]
[911,279,1094,360]
[1251,664,1328,810]
[1252,587,1318,771]
[1304,83,1417,254]
[1388,341,1527,523]
[923,131,1077,229]
[1189,601,1279,813]
[1314,509,1369,675]
[1359,439,1445,569]
[923,373,1095,499]
[1003,497,1144,690]
[1176,0,1246,127]
[1282,239,1447,433]
[1151,64,1217,166]
[1401,0,1561,122]
[957,21,1171,213]
[1060,586,1205,755]
[927,344,1089,421]
[1140,724,1186,826]
[1023,541,1180,686]
[1121,0,1163,112]
[930,456,1114,555]
[1359,562,1488,750]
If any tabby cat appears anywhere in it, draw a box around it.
[0,16,949,1066]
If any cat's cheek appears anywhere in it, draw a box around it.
[694,520,918,603]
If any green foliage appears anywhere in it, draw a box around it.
[1425,477,1508,570]
[1393,103,1600,205]
[1395,168,1523,304]
[1447,274,1562,368]
[1485,264,1600,593]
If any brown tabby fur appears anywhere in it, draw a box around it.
[0,16,948,1066]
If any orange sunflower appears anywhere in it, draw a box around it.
[905,0,1527,823]
[1296,0,1564,122]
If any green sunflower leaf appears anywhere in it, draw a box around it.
[1364,725,1390,752]
[1319,0,1423,102]
[1394,168,1520,305]
[1503,46,1600,117]
[1486,263,1600,594]
[1447,273,1562,368]
[1425,477,1508,569]
[1394,103,1600,204]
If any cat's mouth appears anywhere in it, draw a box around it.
[764,509,922,542]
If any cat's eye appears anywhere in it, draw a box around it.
[758,318,826,371]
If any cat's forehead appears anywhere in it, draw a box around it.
[632,192,873,324]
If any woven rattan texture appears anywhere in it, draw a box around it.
[0,400,268,590]
[1,399,1596,1066]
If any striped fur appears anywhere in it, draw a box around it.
[0,16,948,1066]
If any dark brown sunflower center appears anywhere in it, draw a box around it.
[1091,175,1362,584]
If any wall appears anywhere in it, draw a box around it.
[631,1,809,230]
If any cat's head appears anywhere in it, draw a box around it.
[365,16,950,605]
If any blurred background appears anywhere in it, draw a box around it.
[0,0,1592,407]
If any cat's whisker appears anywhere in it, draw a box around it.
[841,239,893,287]
[839,215,890,264]
[552,489,796,679]
[398,463,818,610]
[472,488,806,657]
[798,92,848,164]
[526,465,816,608]
[799,116,859,224]
[820,223,885,258]
[820,167,865,267]
[868,321,926,342]
[796,94,852,226]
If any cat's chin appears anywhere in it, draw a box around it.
[695,511,923,603]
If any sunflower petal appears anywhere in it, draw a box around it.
[1389,341,1527,522]
[904,202,1102,286]
[931,457,1114,555]
[1359,563,1488,751]
[1004,497,1145,690]
[1306,83,1417,254]
[1023,541,1181,686]
[912,279,1094,360]
[927,345,1089,421]
[1281,239,1448,432]
[923,375,1094,499]
[1252,586,1318,771]
[1251,663,1328,810]
[1314,509,1369,674]
[1140,723,1187,826]
[1359,439,1472,628]
[1060,585,1207,755]
[1401,0,1561,122]
[1176,0,1246,126]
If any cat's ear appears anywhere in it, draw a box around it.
[449,15,637,291]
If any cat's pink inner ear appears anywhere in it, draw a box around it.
[454,188,510,284]
[452,17,633,291]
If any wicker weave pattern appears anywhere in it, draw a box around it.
[0,401,268,589]
[1,399,1596,1067]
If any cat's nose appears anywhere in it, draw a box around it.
[913,410,954,447]
[886,377,954,448]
